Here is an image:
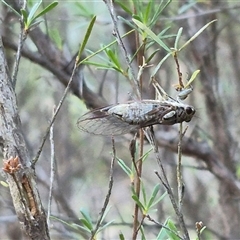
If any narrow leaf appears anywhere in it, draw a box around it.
[77,15,96,63]
[80,208,93,228]
[33,1,58,21]
[174,27,183,50]
[132,18,171,52]
[150,191,167,208]
[147,184,160,208]
[143,0,152,24]
[150,0,171,27]
[28,0,42,22]
[97,220,115,233]
[20,9,28,24]
[1,0,21,16]
[179,19,217,51]
[132,195,145,210]
[79,30,134,65]
[117,158,132,177]
[119,232,125,240]
[115,1,132,15]
[151,52,171,77]
[0,181,8,187]
[80,218,93,231]
[185,69,200,88]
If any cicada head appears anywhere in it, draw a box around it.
[161,105,195,124]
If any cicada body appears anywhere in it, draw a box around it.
[77,100,195,136]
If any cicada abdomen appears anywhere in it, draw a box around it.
[77,100,195,136]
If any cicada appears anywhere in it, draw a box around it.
[77,99,195,136]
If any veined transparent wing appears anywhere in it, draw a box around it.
[77,107,139,135]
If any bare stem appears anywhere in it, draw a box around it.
[132,130,144,240]
[12,22,27,88]
[103,0,140,98]
[47,107,56,226]
[32,59,80,166]
[145,127,190,239]
[90,137,116,240]
[147,215,183,240]
[177,123,183,210]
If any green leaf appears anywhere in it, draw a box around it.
[78,29,134,65]
[20,9,28,24]
[115,1,132,15]
[51,216,82,230]
[0,181,8,187]
[1,0,21,16]
[97,220,115,233]
[132,194,145,210]
[174,27,183,50]
[140,225,147,240]
[118,16,138,31]
[117,158,132,177]
[33,1,58,21]
[49,28,62,49]
[200,226,207,234]
[28,0,42,23]
[132,18,171,52]
[77,15,96,64]
[156,218,169,240]
[145,48,160,63]
[185,69,200,88]
[143,0,152,24]
[75,2,94,18]
[149,0,171,27]
[151,191,167,208]
[80,208,93,230]
[178,1,196,14]
[80,218,93,231]
[166,219,179,240]
[119,232,125,240]
[179,19,217,51]
[141,182,147,207]
[105,49,121,69]
[151,52,171,77]
[99,206,111,224]
[142,147,153,162]
[147,184,160,208]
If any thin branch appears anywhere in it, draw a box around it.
[177,123,184,210]
[47,107,56,226]
[103,0,140,99]
[132,130,144,240]
[31,58,80,167]
[146,215,183,240]
[145,127,190,240]
[90,137,116,240]
[11,0,27,89]
[12,25,27,88]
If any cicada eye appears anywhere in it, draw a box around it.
[186,107,195,115]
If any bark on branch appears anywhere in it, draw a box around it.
[0,38,50,239]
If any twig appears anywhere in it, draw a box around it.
[173,52,184,89]
[132,130,144,240]
[31,58,80,167]
[146,215,183,240]
[145,127,190,240]
[103,0,140,99]
[177,123,184,210]
[12,22,27,88]
[47,107,56,226]
[90,137,116,240]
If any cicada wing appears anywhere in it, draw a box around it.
[77,109,139,136]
